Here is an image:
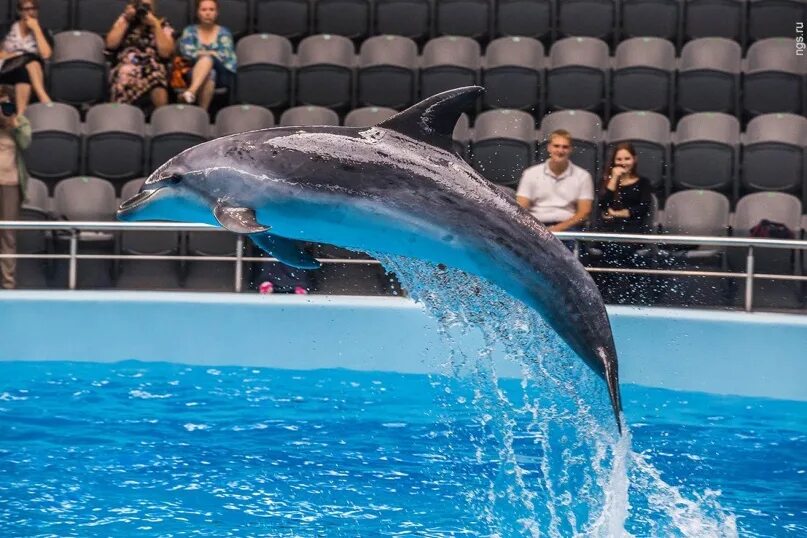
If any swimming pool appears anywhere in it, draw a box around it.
[1,291,805,536]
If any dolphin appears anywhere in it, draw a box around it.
[117,87,623,433]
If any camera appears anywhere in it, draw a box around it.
[132,0,152,23]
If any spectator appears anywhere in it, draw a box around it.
[0,0,53,114]
[178,0,236,110]
[516,129,594,247]
[106,0,175,111]
[0,85,31,289]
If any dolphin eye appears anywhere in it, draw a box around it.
[162,174,182,185]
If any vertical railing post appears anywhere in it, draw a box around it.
[234,235,244,293]
[744,246,754,312]
[68,229,78,290]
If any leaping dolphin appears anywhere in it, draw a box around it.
[117,87,623,433]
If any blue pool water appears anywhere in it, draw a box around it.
[1,361,804,537]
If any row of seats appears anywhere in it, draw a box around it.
[46,32,806,120]
[25,100,807,205]
[14,0,806,45]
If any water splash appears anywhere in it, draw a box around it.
[371,254,737,537]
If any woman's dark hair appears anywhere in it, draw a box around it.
[601,142,637,188]
[17,0,38,13]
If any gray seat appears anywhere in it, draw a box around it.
[214,105,275,138]
[254,0,310,40]
[557,0,616,41]
[672,112,740,198]
[17,178,51,288]
[148,105,210,173]
[743,38,807,118]
[75,0,127,34]
[495,0,553,41]
[85,103,146,190]
[344,107,397,127]
[24,103,82,186]
[374,0,431,41]
[235,34,293,109]
[453,113,471,158]
[677,38,741,116]
[52,176,118,288]
[279,106,340,126]
[49,31,107,107]
[684,0,745,43]
[741,114,807,201]
[612,37,675,116]
[315,0,370,40]
[420,36,481,99]
[621,0,682,42]
[218,0,251,38]
[472,109,535,187]
[483,37,545,113]
[296,34,355,111]
[607,111,671,195]
[38,0,72,32]
[662,189,731,261]
[546,37,609,116]
[538,109,603,180]
[159,0,191,28]
[185,228,243,291]
[116,178,182,289]
[358,36,418,109]
[434,0,493,41]
[748,0,807,42]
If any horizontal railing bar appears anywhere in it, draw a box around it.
[587,266,807,282]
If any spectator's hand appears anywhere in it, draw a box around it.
[0,50,23,60]
[610,166,627,180]
[23,14,41,31]
[144,10,160,28]
[548,224,561,232]
[122,4,136,22]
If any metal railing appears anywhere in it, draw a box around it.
[1,220,806,312]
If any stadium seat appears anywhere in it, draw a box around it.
[185,228,243,291]
[672,112,740,198]
[471,109,535,187]
[17,178,51,288]
[254,0,310,40]
[75,0,127,34]
[84,103,146,192]
[748,0,807,42]
[677,38,741,116]
[684,0,745,43]
[217,0,251,38]
[434,0,492,41]
[546,37,609,117]
[344,106,397,127]
[52,176,117,288]
[148,105,210,173]
[620,0,682,42]
[482,36,545,114]
[557,0,616,42]
[314,0,370,40]
[741,113,807,201]
[49,31,107,107]
[538,109,603,180]
[116,178,183,289]
[213,105,275,138]
[24,103,82,186]
[374,0,431,42]
[420,36,481,99]
[495,0,553,42]
[38,0,72,32]
[612,37,675,116]
[235,34,293,109]
[295,34,355,111]
[159,0,190,29]
[743,38,806,118]
[453,113,471,158]
[357,35,418,109]
[279,105,340,126]
[661,189,731,261]
[607,111,671,195]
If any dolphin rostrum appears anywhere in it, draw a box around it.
[117,87,623,433]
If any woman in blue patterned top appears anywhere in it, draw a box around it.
[178,0,236,110]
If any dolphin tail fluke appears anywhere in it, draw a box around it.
[604,358,623,435]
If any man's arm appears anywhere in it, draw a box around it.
[516,195,532,210]
[547,199,592,232]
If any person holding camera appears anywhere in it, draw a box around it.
[106,0,175,110]
[0,85,31,290]
[177,0,236,110]
[0,0,53,114]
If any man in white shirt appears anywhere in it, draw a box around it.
[516,129,594,235]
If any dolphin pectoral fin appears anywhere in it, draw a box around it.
[213,204,271,234]
[249,232,322,270]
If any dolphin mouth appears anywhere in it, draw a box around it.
[117,189,158,219]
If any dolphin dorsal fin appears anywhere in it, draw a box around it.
[377,86,484,153]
